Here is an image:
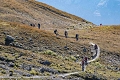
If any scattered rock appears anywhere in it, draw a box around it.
[5,35,14,46]
[0,56,5,61]
[18,53,24,58]
[21,64,32,71]
[8,62,15,67]
[14,70,32,77]
[29,38,32,42]
[40,67,58,74]
[39,60,51,66]
[12,42,24,49]
[9,71,13,76]
[2,32,8,35]
[64,46,69,50]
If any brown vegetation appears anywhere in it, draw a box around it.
[0,0,94,30]
[0,0,120,79]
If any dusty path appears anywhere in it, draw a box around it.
[0,72,81,79]
[78,43,100,64]
[88,44,100,63]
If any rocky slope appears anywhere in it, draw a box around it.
[0,21,100,79]
[0,0,95,29]
[0,0,120,80]
[0,20,120,80]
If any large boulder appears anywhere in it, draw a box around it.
[5,35,14,46]
[39,60,51,66]
[8,62,15,67]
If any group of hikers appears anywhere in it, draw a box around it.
[29,25,99,72]
[30,24,78,41]
[53,29,99,72]
[54,29,79,41]
[30,23,41,29]
[81,43,98,71]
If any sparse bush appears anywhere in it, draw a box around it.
[65,57,70,61]
[9,70,13,76]
[44,50,57,56]
[1,70,6,74]
[44,72,51,76]
[15,62,20,67]
[30,69,38,75]
[57,55,63,59]
[94,62,102,69]
[91,62,102,69]
[70,56,76,61]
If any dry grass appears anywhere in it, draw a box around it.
[47,25,120,54]
[0,20,120,79]
[0,0,120,79]
[0,0,94,30]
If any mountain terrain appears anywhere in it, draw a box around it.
[0,0,120,80]
[0,0,94,29]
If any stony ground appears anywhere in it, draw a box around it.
[0,21,120,80]
[0,0,120,79]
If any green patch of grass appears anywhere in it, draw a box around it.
[30,69,38,75]
[43,50,57,56]
[1,70,6,74]
[70,56,77,61]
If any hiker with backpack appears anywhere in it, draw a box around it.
[64,30,68,38]
[54,29,58,36]
[38,23,41,29]
[94,44,98,54]
[75,34,79,41]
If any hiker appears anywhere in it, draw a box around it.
[75,34,79,41]
[81,59,85,71]
[38,23,40,29]
[30,24,32,26]
[64,30,68,38]
[30,23,35,27]
[83,46,87,53]
[84,57,88,65]
[54,29,58,36]
[94,44,98,54]
[100,23,102,26]
[90,43,96,58]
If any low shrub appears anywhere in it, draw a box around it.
[44,50,57,56]
[30,69,38,75]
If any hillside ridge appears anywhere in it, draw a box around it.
[0,0,120,79]
[0,0,95,29]
[0,20,120,79]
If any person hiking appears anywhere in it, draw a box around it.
[54,29,58,36]
[75,34,79,41]
[83,46,87,53]
[94,44,98,54]
[84,57,88,65]
[38,23,40,29]
[81,59,85,71]
[64,30,68,38]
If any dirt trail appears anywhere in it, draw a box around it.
[78,43,100,64]
[88,43,100,63]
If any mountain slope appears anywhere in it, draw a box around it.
[0,0,95,29]
[0,0,120,79]
[0,20,120,79]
